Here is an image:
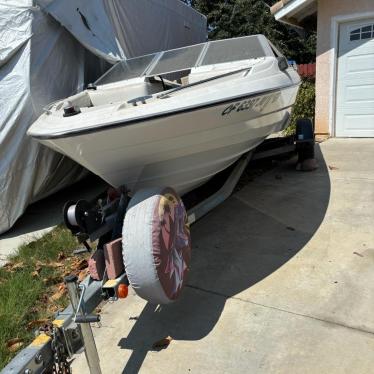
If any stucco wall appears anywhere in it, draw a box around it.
[315,0,374,135]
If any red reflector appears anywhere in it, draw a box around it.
[118,284,128,299]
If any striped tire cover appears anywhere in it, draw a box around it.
[122,187,191,304]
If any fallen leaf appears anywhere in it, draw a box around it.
[49,262,64,268]
[73,259,88,271]
[47,304,59,314]
[35,260,47,268]
[286,226,296,231]
[7,262,25,271]
[34,261,46,273]
[50,291,64,301]
[6,338,22,347]
[78,268,89,282]
[27,319,50,330]
[31,261,44,277]
[40,294,49,303]
[42,276,61,286]
[328,165,339,171]
[152,336,173,350]
[29,306,39,314]
[57,252,66,261]
[6,338,23,352]
[50,289,65,301]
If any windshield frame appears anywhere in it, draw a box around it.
[95,35,274,86]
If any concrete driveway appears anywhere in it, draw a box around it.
[72,139,374,374]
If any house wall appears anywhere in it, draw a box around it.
[315,0,374,135]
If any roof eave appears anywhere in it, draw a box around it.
[271,0,317,29]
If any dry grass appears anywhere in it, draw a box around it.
[0,225,90,369]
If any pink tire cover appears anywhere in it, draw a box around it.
[122,187,191,304]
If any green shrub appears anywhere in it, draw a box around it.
[284,78,316,135]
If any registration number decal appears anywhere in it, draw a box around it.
[222,92,281,116]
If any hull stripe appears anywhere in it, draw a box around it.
[33,83,299,139]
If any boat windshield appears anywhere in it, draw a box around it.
[95,35,274,86]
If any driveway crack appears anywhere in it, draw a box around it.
[186,284,374,337]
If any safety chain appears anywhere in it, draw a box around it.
[51,326,72,374]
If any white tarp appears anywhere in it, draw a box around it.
[0,0,206,235]
[0,2,88,235]
[104,0,207,58]
[36,0,125,63]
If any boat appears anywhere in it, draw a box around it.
[28,35,301,195]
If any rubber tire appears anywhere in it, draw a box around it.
[122,187,191,304]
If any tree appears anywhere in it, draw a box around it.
[180,0,316,63]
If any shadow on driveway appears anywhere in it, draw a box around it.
[117,146,331,373]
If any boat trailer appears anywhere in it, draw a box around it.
[1,122,315,374]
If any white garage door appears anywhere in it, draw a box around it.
[336,19,374,137]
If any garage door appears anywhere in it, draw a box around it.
[336,19,374,137]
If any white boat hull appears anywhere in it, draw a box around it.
[29,35,301,195]
[38,85,297,195]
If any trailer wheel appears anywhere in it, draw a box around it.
[122,187,191,304]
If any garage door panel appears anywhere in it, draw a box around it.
[345,114,374,129]
[338,50,374,79]
[344,53,374,74]
[336,19,374,137]
[345,84,374,104]
[336,113,374,137]
[339,39,374,55]
[341,114,374,136]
